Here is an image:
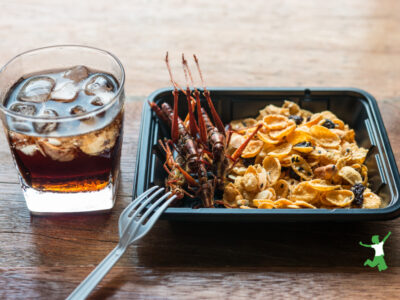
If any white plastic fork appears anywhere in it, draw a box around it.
[67,186,175,300]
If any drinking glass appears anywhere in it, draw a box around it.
[0,46,125,214]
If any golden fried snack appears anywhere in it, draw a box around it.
[224,101,382,209]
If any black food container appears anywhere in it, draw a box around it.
[134,87,400,221]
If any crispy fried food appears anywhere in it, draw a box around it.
[224,100,381,209]
[322,190,354,207]
[291,181,319,204]
[262,156,281,186]
[362,192,382,209]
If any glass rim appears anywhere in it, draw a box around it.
[0,45,125,123]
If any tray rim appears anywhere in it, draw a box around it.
[133,86,400,221]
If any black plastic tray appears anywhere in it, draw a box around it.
[133,87,400,221]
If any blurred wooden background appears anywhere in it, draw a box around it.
[0,0,399,100]
[1,0,400,299]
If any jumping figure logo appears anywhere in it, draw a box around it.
[359,231,391,272]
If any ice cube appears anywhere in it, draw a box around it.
[79,120,120,155]
[70,105,86,115]
[38,138,77,162]
[33,109,58,134]
[46,138,62,146]
[64,65,89,83]
[18,76,55,103]
[99,92,114,104]
[90,97,106,118]
[19,144,40,156]
[9,103,36,133]
[85,75,114,95]
[12,122,31,132]
[90,97,104,106]
[51,80,79,102]
[70,104,95,123]
[9,132,39,156]
[9,103,37,116]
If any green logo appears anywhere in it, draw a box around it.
[359,232,391,272]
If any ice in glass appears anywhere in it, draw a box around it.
[0,46,125,214]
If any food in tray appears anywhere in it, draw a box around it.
[225,101,381,209]
[149,53,382,209]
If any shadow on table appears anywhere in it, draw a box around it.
[133,220,397,270]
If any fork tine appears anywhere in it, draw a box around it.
[119,188,167,246]
[145,195,176,225]
[119,186,162,235]
[120,186,160,220]
[128,187,164,218]
[130,195,176,244]
[136,192,172,224]
[129,188,166,222]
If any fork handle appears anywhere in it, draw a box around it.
[67,244,126,300]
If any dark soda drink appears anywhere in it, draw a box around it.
[1,61,125,214]
[8,114,123,193]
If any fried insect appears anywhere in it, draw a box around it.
[201,108,228,189]
[149,53,253,208]
[158,139,195,202]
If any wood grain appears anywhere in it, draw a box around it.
[1,1,400,299]
[0,0,400,100]
[2,267,400,300]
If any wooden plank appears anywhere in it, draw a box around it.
[1,267,400,299]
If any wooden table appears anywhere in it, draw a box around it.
[1,0,400,299]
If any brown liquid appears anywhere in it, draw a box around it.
[8,115,123,192]
[4,66,123,193]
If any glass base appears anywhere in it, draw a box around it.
[23,181,117,215]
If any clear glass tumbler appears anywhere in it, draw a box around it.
[0,46,125,214]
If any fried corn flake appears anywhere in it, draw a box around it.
[224,101,382,209]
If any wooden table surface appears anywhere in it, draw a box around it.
[1,0,400,299]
